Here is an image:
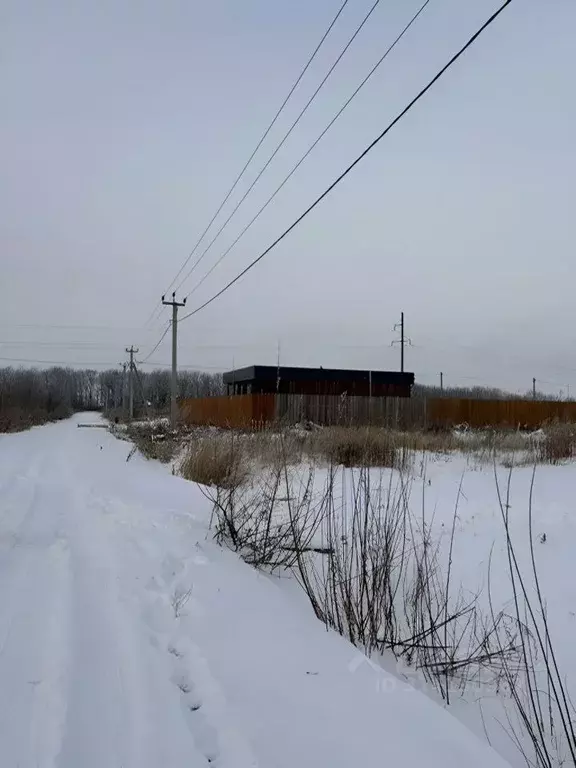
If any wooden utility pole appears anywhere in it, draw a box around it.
[162,292,186,428]
[533,377,536,400]
[440,372,444,392]
[125,347,139,420]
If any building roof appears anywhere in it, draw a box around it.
[222,365,414,385]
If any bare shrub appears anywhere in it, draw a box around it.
[181,435,248,488]
[290,465,520,701]
[203,452,326,575]
[205,446,520,701]
[491,468,576,767]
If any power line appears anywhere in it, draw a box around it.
[139,323,171,363]
[179,0,513,324]
[175,0,385,295]
[144,0,351,327]
[0,323,159,332]
[181,0,434,302]
[0,356,118,367]
[0,340,148,349]
[137,360,224,371]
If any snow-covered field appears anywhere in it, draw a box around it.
[382,454,576,767]
[180,433,576,768]
[0,414,513,767]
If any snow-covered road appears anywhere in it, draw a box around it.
[0,415,510,767]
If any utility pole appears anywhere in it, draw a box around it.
[400,312,404,372]
[162,292,186,428]
[440,372,444,392]
[120,362,127,411]
[276,339,281,394]
[533,377,536,400]
[125,347,139,420]
[392,312,411,373]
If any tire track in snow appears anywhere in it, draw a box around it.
[0,421,209,768]
[0,446,71,768]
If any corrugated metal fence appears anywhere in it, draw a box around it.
[180,394,576,430]
[429,397,576,429]
[179,393,275,429]
[274,393,428,428]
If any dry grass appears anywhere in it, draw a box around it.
[180,436,248,488]
[287,426,531,467]
[535,423,576,464]
[124,421,179,464]
[308,426,399,468]
[126,420,576,481]
[175,425,563,477]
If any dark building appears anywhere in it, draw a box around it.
[223,365,414,398]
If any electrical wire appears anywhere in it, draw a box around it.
[179,0,513,324]
[182,0,434,302]
[0,356,118,367]
[0,323,159,332]
[144,0,351,327]
[175,0,385,295]
[139,323,171,363]
[136,360,224,371]
[0,340,145,349]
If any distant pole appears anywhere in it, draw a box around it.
[533,377,536,400]
[162,292,186,428]
[400,312,404,373]
[392,312,410,372]
[125,347,139,420]
[276,339,281,394]
[440,371,444,392]
[120,362,127,412]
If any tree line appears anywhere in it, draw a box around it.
[413,383,550,401]
[0,366,224,431]
[1,365,560,433]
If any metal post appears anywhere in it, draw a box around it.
[392,312,409,373]
[162,292,186,429]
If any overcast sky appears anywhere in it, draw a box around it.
[2,0,575,395]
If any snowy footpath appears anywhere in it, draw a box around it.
[0,414,510,767]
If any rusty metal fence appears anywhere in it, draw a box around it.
[179,393,275,429]
[429,397,576,429]
[179,394,576,431]
[273,393,428,429]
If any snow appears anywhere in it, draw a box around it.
[257,453,576,768]
[408,455,576,767]
[0,414,512,767]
